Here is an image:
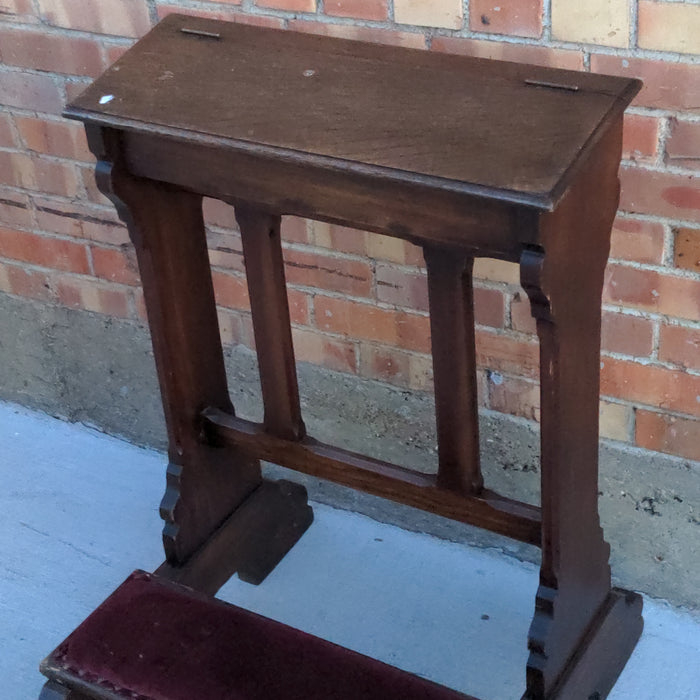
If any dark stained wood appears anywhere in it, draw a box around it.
[520,123,642,699]
[38,681,91,700]
[156,479,313,593]
[534,589,643,700]
[58,15,645,700]
[234,205,306,441]
[202,407,541,544]
[87,127,262,564]
[425,248,482,495]
[65,13,639,210]
[120,130,527,259]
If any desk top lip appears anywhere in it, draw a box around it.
[64,14,642,212]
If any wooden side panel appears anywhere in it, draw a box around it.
[88,126,261,563]
[425,247,482,495]
[521,121,642,699]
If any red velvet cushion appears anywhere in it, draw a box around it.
[48,571,473,700]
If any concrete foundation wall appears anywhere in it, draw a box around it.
[1,291,698,609]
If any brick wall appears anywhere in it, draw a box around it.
[0,1,698,463]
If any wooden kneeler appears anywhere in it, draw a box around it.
[42,14,644,700]
[39,571,474,700]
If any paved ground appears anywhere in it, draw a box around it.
[2,400,699,699]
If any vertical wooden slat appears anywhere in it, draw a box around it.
[424,246,483,495]
[235,204,306,441]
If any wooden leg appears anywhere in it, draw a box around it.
[89,128,261,564]
[425,246,482,495]
[520,125,642,699]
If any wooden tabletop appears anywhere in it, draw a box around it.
[65,13,640,210]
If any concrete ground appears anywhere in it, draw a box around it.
[1,400,699,700]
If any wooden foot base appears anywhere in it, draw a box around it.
[156,478,313,595]
[524,588,643,700]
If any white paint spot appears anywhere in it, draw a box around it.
[99,94,114,105]
[489,371,503,386]
[494,6,501,11]
[622,59,629,68]
[303,69,316,77]
[325,310,333,317]
[651,289,660,298]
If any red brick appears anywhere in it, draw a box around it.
[0,113,15,148]
[474,287,505,328]
[33,197,129,245]
[591,54,700,112]
[488,373,540,421]
[667,120,700,171]
[292,327,357,374]
[289,20,427,49]
[659,324,700,372]
[432,35,583,70]
[281,217,310,244]
[63,79,93,104]
[609,216,665,265]
[0,151,33,189]
[0,69,63,113]
[0,0,35,19]
[601,356,700,417]
[604,264,700,322]
[212,271,250,311]
[325,0,388,20]
[510,292,537,334]
[104,44,131,66]
[30,156,81,197]
[376,264,428,311]
[37,0,152,37]
[207,231,245,273]
[637,1,700,55]
[156,5,284,28]
[287,289,311,326]
[203,197,236,229]
[79,164,113,206]
[367,233,424,266]
[257,0,316,11]
[0,189,32,229]
[91,245,140,285]
[0,29,104,77]
[313,295,431,353]
[622,113,658,163]
[0,227,90,273]
[620,166,699,223]
[475,328,540,378]
[15,117,93,161]
[2,261,53,301]
[635,410,700,462]
[674,228,700,273]
[601,310,654,357]
[55,275,130,317]
[469,0,542,39]
[283,248,372,297]
[359,343,410,387]
[0,152,79,196]
[217,309,255,349]
[312,222,367,257]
